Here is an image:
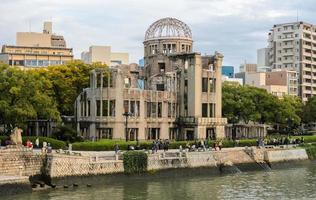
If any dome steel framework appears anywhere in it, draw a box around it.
[144,17,192,41]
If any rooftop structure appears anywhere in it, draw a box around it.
[144,18,192,41]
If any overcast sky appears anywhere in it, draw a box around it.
[0,0,315,71]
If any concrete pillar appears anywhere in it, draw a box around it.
[197,126,206,139]
[35,121,39,137]
[215,125,225,139]
[214,53,224,118]
[89,123,96,140]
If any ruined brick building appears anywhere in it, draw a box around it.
[75,18,227,141]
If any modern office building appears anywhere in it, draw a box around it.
[240,63,257,73]
[222,65,234,78]
[266,70,298,96]
[235,63,257,85]
[81,46,129,66]
[0,22,73,67]
[266,21,316,101]
[75,18,227,141]
[244,69,298,98]
[138,58,144,67]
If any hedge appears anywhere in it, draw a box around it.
[0,136,66,149]
[292,135,316,143]
[300,144,316,159]
[55,135,316,151]
[123,151,148,174]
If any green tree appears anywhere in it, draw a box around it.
[302,96,316,124]
[37,60,108,116]
[0,64,60,132]
[222,83,263,124]
[222,83,303,131]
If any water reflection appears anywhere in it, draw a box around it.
[4,162,316,200]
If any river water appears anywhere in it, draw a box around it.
[4,161,316,200]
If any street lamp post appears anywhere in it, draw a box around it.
[123,106,132,142]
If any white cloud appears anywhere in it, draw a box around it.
[0,0,315,67]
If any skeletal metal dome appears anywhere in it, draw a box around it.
[145,17,192,41]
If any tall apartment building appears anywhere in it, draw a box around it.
[0,22,73,67]
[81,46,129,66]
[75,18,227,141]
[267,21,316,101]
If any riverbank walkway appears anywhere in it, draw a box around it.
[39,144,299,158]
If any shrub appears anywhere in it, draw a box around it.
[300,144,316,159]
[0,136,9,146]
[123,151,148,174]
[238,139,257,147]
[52,125,83,143]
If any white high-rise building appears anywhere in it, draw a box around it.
[267,21,316,101]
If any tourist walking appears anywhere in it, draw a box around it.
[114,143,119,154]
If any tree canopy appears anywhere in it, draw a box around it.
[222,83,304,128]
[0,61,107,132]
[302,96,316,124]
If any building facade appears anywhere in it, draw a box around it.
[266,70,298,96]
[75,18,227,141]
[0,22,73,67]
[81,45,129,66]
[257,48,270,68]
[244,70,298,98]
[267,21,316,101]
[0,45,73,67]
[240,63,257,73]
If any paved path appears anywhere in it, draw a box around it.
[23,145,299,157]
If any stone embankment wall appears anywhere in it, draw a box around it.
[45,148,309,178]
[45,154,124,178]
[0,147,44,177]
[0,147,310,183]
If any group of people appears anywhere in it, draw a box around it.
[257,136,305,147]
[25,138,53,153]
[152,139,170,153]
[181,140,223,152]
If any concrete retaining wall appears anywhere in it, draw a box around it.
[264,149,308,163]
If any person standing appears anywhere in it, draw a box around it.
[218,140,223,151]
[35,138,39,148]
